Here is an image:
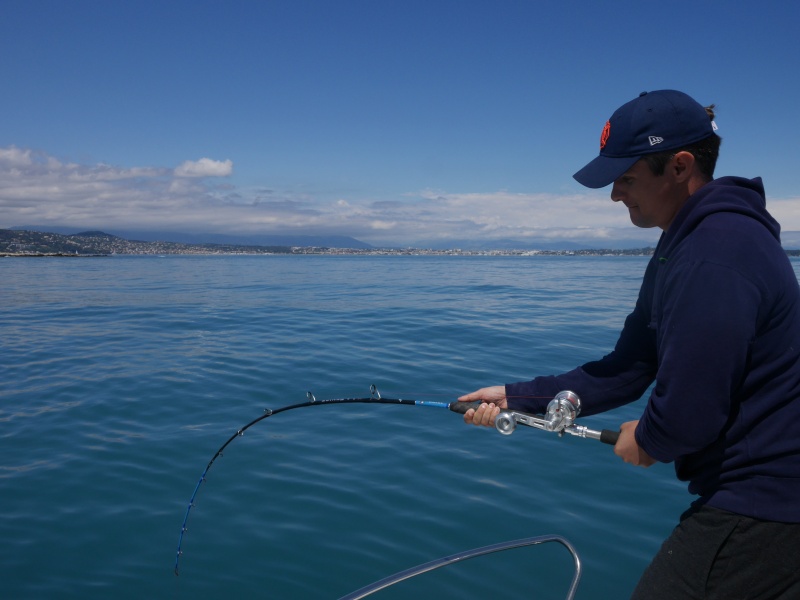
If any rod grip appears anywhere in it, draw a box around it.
[600,429,620,445]
[448,400,483,414]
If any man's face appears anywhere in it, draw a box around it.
[610,159,681,230]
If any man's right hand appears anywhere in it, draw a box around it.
[457,386,508,427]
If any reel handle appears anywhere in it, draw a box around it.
[600,429,620,445]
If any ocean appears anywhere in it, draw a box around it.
[2,254,768,599]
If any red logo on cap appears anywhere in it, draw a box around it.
[600,120,611,150]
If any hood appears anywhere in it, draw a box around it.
[658,176,780,257]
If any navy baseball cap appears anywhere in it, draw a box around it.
[573,90,716,189]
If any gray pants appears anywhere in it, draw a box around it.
[631,505,800,600]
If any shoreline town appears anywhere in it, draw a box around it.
[1,228,657,258]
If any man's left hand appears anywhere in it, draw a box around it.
[614,420,656,467]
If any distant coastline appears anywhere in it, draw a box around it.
[2,252,109,258]
[6,228,800,258]
[1,229,659,257]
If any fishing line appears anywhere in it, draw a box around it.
[173,385,618,576]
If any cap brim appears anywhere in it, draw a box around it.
[572,155,640,189]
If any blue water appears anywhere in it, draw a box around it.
[2,254,761,599]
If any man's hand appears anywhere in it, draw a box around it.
[614,420,656,467]
[457,386,508,427]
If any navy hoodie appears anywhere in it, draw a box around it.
[505,177,800,522]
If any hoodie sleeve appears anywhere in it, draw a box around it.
[505,294,658,415]
[635,258,760,463]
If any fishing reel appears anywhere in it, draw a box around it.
[493,390,618,445]
[495,390,581,436]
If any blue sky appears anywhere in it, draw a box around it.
[1,0,798,247]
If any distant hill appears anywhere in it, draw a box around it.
[1,229,293,256]
[780,231,800,249]
[10,226,372,249]
[71,230,123,239]
[410,235,661,251]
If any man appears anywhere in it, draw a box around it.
[460,90,800,599]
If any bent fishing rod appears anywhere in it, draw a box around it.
[174,385,618,576]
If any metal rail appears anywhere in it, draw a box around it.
[339,534,581,600]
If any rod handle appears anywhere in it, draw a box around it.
[600,429,620,445]
[448,400,483,415]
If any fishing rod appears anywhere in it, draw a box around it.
[174,385,618,576]
[174,385,456,575]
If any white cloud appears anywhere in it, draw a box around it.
[174,158,233,178]
[2,145,799,247]
[0,146,34,167]
[368,189,643,244]
[369,220,397,230]
[765,197,800,227]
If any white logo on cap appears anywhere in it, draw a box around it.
[649,136,664,146]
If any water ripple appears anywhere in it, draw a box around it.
[0,255,709,599]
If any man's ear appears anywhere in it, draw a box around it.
[671,151,696,183]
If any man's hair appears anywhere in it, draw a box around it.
[644,105,721,181]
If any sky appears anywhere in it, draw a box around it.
[1,0,799,247]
